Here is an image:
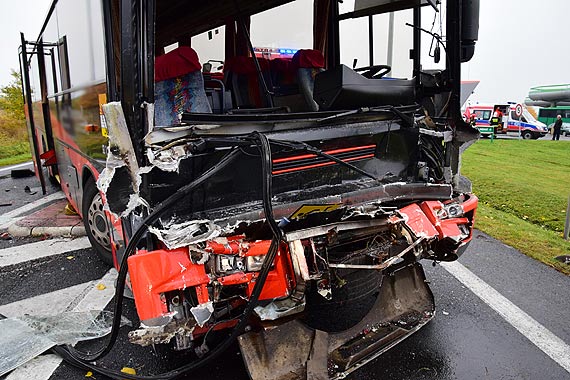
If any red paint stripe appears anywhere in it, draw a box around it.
[272,154,375,175]
[272,145,376,164]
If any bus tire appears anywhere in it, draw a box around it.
[83,180,114,266]
[304,255,382,332]
[522,130,534,140]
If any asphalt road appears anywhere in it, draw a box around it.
[1,170,570,380]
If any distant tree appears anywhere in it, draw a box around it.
[0,70,27,142]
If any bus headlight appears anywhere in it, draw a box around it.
[444,203,464,219]
[246,255,266,272]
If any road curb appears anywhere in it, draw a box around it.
[7,223,87,238]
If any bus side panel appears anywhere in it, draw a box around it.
[42,0,109,212]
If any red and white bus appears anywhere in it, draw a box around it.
[20,0,480,378]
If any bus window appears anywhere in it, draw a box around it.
[339,0,414,79]
[539,109,557,118]
[55,0,106,87]
[42,15,60,97]
[191,27,225,72]
[249,0,313,51]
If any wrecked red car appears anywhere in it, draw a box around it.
[20,0,480,378]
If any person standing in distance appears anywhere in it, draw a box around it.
[552,114,563,141]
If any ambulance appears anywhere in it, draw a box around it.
[464,104,548,139]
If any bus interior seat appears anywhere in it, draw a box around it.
[291,49,325,112]
[224,56,273,109]
[313,64,416,111]
[154,46,212,126]
[204,72,233,114]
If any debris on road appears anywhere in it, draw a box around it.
[121,367,137,375]
[64,203,78,216]
[0,311,130,377]
[24,186,38,196]
[10,169,35,179]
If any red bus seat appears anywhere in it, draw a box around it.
[154,46,212,126]
[224,56,272,108]
[291,49,325,112]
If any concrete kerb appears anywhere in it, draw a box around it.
[7,223,87,238]
[1,191,87,238]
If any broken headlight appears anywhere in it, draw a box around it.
[215,255,245,274]
[213,254,268,273]
[246,255,265,272]
[443,203,464,219]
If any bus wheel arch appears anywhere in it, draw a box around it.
[82,169,113,266]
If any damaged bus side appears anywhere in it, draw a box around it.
[20,0,480,378]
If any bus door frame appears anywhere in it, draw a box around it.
[19,33,47,194]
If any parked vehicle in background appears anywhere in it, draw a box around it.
[548,122,570,136]
[538,107,570,125]
[464,104,548,139]
[19,0,480,378]
[538,107,570,134]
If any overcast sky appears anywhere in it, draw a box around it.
[1,0,569,104]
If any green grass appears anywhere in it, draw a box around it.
[0,152,32,166]
[0,140,31,166]
[462,139,570,275]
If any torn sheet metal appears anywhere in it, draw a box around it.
[97,102,146,217]
[128,302,213,346]
[238,264,434,380]
[146,144,189,173]
[419,128,454,142]
[144,101,155,134]
[289,240,310,281]
[190,301,214,327]
[129,317,195,347]
[148,219,221,250]
[254,298,305,321]
[0,311,130,377]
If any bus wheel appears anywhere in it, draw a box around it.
[522,130,534,140]
[83,180,113,266]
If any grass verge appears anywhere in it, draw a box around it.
[0,152,32,166]
[475,203,570,275]
[462,139,570,275]
[0,140,31,166]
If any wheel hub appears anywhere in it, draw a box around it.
[88,193,111,252]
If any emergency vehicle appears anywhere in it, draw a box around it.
[464,104,548,139]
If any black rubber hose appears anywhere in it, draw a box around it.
[51,240,281,380]
[61,147,243,363]
[56,133,284,379]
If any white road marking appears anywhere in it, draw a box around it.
[3,269,118,379]
[0,192,67,230]
[68,269,118,313]
[4,354,62,380]
[441,260,570,374]
[0,282,92,317]
[0,161,33,177]
[0,236,92,268]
